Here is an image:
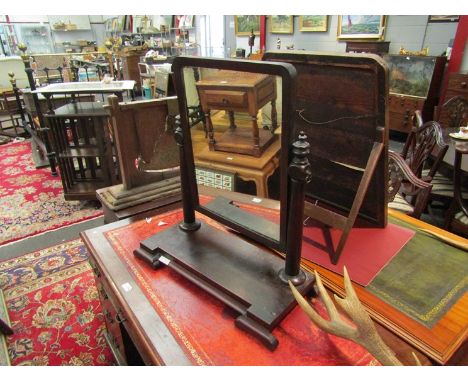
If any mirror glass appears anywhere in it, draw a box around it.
[173,58,294,251]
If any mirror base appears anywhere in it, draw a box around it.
[278,268,310,286]
[178,220,201,232]
[134,222,314,350]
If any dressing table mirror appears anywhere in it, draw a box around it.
[134,56,315,350]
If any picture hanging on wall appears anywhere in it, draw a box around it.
[428,15,459,22]
[337,15,386,40]
[235,15,260,36]
[299,16,328,32]
[270,15,294,34]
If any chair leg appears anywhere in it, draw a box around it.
[444,199,458,231]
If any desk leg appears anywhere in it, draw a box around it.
[251,114,260,156]
[228,111,237,130]
[254,176,269,199]
[206,110,215,150]
[271,99,278,132]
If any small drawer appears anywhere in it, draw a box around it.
[203,90,248,109]
[447,73,468,94]
[388,95,424,113]
[389,111,413,133]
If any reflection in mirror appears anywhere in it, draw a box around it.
[183,66,283,244]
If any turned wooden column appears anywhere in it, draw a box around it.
[174,115,201,232]
[279,131,313,286]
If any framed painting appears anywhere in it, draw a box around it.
[428,15,459,23]
[337,15,386,40]
[235,15,260,36]
[270,15,294,34]
[299,15,328,32]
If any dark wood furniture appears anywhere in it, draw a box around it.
[96,95,181,223]
[45,102,117,200]
[383,54,447,133]
[439,72,468,128]
[131,56,315,350]
[196,70,277,157]
[263,51,388,264]
[80,197,465,365]
[435,94,468,130]
[119,50,148,93]
[387,150,433,218]
[445,138,468,236]
[345,41,390,55]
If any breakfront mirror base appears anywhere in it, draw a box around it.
[134,222,315,350]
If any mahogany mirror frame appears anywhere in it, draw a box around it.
[171,56,298,252]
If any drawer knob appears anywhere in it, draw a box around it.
[461,81,467,88]
[222,98,230,105]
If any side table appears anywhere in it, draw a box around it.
[196,70,277,157]
[194,137,280,198]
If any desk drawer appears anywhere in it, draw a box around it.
[446,73,468,96]
[203,90,248,109]
[389,111,414,133]
[388,94,424,114]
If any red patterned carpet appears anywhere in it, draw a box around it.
[0,140,102,246]
[0,239,114,365]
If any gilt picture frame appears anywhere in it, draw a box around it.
[299,16,328,32]
[270,15,294,34]
[428,15,459,23]
[235,15,260,36]
[337,15,386,40]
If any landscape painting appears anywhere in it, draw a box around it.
[299,16,328,32]
[337,15,386,40]
[235,15,260,36]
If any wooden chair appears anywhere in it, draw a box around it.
[0,90,22,135]
[400,114,445,178]
[423,96,468,206]
[387,150,433,218]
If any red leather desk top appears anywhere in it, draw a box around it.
[103,206,378,365]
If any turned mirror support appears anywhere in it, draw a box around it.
[279,132,313,286]
[174,116,201,232]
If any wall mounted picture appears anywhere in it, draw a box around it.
[428,15,459,22]
[270,15,294,34]
[299,16,328,32]
[235,15,260,36]
[337,15,386,40]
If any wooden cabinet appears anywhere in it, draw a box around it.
[388,94,425,132]
[383,54,447,133]
[345,41,390,56]
[445,72,468,99]
[120,51,147,92]
[45,102,117,200]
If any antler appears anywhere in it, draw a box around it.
[289,267,421,366]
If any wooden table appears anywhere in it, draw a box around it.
[196,71,277,157]
[443,128,468,172]
[195,137,280,198]
[32,80,136,103]
[81,194,454,366]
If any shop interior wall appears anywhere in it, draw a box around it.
[229,15,458,57]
